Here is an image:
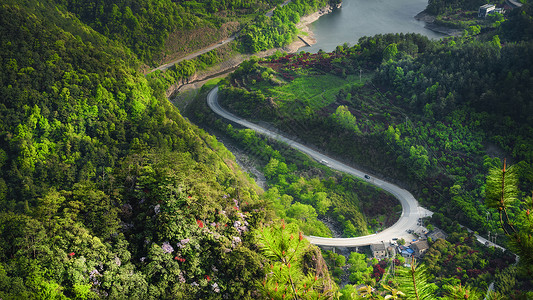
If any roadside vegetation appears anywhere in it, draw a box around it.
[2,0,533,297]
[211,5,533,296]
[240,0,341,52]
[0,1,341,298]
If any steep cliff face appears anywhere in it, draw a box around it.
[303,246,336,291]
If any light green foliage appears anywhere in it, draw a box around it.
[332,105,360,133]
[255,221,337,299]
[339,284,359,300]
[444,284,483,300]
[467,26,481,35]
[491,35,502,49]
[265,157,289,180]
[240,0,336,52]
[269,74,361,110]
[0,1,281,298]
[485,162,519,215]
[395,261,436,300]
[382,284,406,299]
[485,162,533,277]
[408,145,430,178]
[383,43,399,61]
[348,252,372,285]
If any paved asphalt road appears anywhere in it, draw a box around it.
[207,87,433,247]
[148,36,236,74]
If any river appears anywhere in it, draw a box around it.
[300,0,444,53]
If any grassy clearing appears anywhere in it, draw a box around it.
[269,73,372,109]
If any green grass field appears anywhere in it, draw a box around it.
[268,73,372,110]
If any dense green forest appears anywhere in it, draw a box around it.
[0,0,342,298]
[218,17,533,237]
[51,0,289,64]
[212,1,533,296]
[50,0,342,65]
[240,0,341,52]
[2,0,533,297]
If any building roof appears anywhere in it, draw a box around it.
[410,240,429,252]
[370,244,386,252]
[480,4,496,9]
[398,245,414,255]
[427,228,447,241]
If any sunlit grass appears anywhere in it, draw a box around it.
[268,73,372,109]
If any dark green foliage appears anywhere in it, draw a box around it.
[501,3,533,41]
[210,119,402,237]
[0,1,283,298]
[424,232,515,294]
[52,0,287,63]
[426,0,488,15]
[147,49,224,90]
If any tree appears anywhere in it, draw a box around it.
[255,221,337,299]
[395,259,435,300]
[383,43,398,61]
[485,161,533,275]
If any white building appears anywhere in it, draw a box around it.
[479,4,496,18]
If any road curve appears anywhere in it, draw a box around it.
[207,87,431,247]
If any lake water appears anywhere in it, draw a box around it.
[300,0,444,53]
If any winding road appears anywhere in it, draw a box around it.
[207,87,432,247]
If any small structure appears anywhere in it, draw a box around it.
[410,240,430,258]
[370,243,387,259]
[398,245,414,258]
[479,4,496,18]
[427,228,448,241]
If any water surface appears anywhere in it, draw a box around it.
[301,0,443,53]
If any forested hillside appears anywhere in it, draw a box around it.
[0,1,338,298]
[215,2,533,295]
[219,7,533,233]
[2,0,533,297]
[51,0,288,64]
